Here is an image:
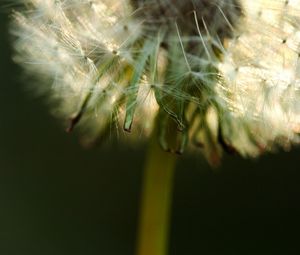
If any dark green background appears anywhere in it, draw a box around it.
[1,12,300,255]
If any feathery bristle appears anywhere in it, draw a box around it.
[9,0,300,164]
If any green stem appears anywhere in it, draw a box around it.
[136,137,177,255]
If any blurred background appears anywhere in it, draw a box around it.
[1,11,300,255]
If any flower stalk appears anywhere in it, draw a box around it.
[136,133,177,255]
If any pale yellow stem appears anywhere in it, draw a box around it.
[136,138,177,255]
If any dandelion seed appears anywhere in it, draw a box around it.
[9,0,300,164]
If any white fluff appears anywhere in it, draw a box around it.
[10,0,300,161]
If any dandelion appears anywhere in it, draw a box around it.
[8,0,300,255]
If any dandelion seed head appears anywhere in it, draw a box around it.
[9,0,300,164]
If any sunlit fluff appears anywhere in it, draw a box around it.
[10,0,300,164]
[218,0,300,157]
